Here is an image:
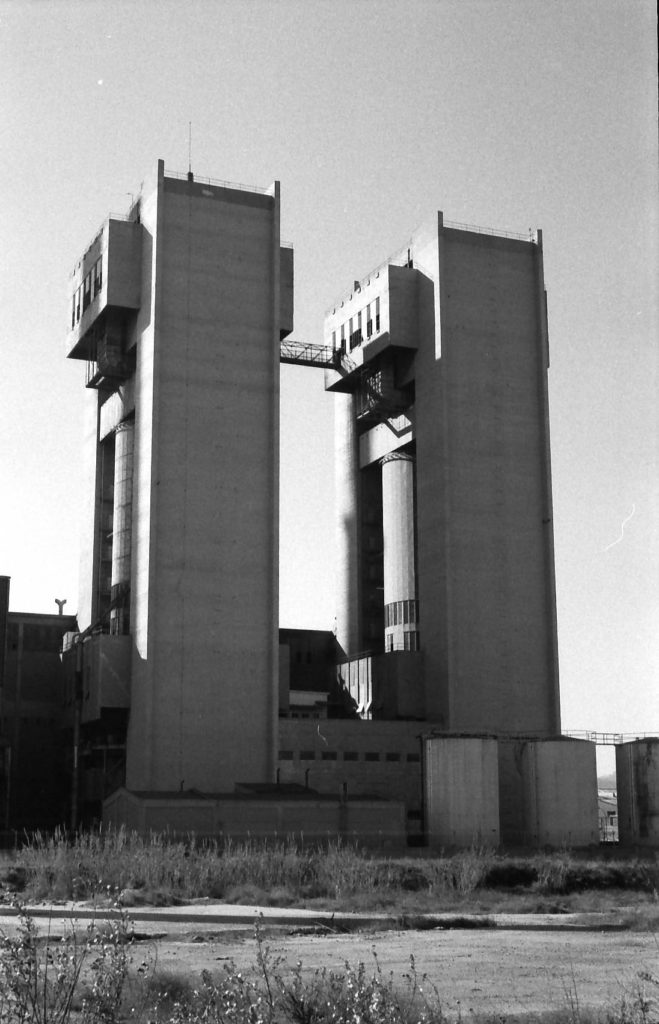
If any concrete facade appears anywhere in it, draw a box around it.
[326,216,560,735]
[67,162,289,797]
[61,168,596,848]
[104,786,406,848]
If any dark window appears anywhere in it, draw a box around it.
[321,751,337,761]
[406,752,420,763]
[365,752,380,762]
[343,751,359,761]
[386,752,401,762]
[300,750,315,760]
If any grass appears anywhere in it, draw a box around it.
[2,828,658,916]
[0,907,657,1023]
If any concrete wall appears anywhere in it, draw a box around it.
[413,218,559,733]
[424,736,500,848]
[616,739,659,847]
[278,719,427,821]
[80,633,131,722]
[499,738,598,847]
[104,786,406,847]
[125,165,280,794]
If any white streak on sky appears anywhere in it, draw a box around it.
[604,504,636,551]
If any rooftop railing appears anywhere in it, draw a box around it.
[326,221,537,313]
[165,167,271,194]
[444,219,536,242]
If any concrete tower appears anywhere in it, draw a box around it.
[326,214,560,736]
[66,161,292,802]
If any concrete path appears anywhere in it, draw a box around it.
[0,900,633,934]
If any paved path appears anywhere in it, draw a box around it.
[0,899,633,933]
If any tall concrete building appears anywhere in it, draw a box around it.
[325,214,560,735]
[62,164,591,847]
[67,161,291,798]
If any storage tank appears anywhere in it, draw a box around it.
[499,738,598,848]
[424,735,500,848]
[616,739,659,847]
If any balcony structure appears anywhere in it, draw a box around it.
[324,262,420,394]
[67,215,142,388]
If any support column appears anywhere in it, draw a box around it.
[110,419,134,635]
[381,451,418,651]
[335,392,360,657]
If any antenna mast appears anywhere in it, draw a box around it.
[188,122,192,174]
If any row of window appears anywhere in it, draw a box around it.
[71,257,102,328]
[332,297,381,353]
[279,750,420,763]
[384,600,418,629]
[385,630,420,652]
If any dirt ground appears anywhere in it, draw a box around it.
[137,923,657,1019]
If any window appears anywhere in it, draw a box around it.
[321,751,337,761]
[300,750,315,760]
[365,752,380,762]
[386,633,394,652]
[375,297,381,332]
[366,304,372,337]
[404,630,419,651]
[406,752,420,763]
[386,752,401,762]
[279,750,294,760]
[82,273,92,312]
[343,751,358,761]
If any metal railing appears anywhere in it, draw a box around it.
[326,220,536,314]
[564,731,659,745]
[165,168,271,194]
[444,219,535,242]
[279,340,336,368]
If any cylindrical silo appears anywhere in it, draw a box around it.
[616,739,659,847]
[335,392,360,657]
[381,451,418,650]
[110,418,134,634]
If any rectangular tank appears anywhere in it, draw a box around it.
[424,735,500,848]
[499,738,598,847]
[616,739,659,847]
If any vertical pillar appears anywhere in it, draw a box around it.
[335,392,360,657]
[110,419,134,635]
[381,451,418,651]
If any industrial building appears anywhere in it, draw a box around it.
[1,158,648,847]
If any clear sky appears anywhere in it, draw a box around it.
[1,0,657,760]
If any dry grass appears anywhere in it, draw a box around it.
[2,828,658,919]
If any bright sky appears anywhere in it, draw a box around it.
[1,0,657,760]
